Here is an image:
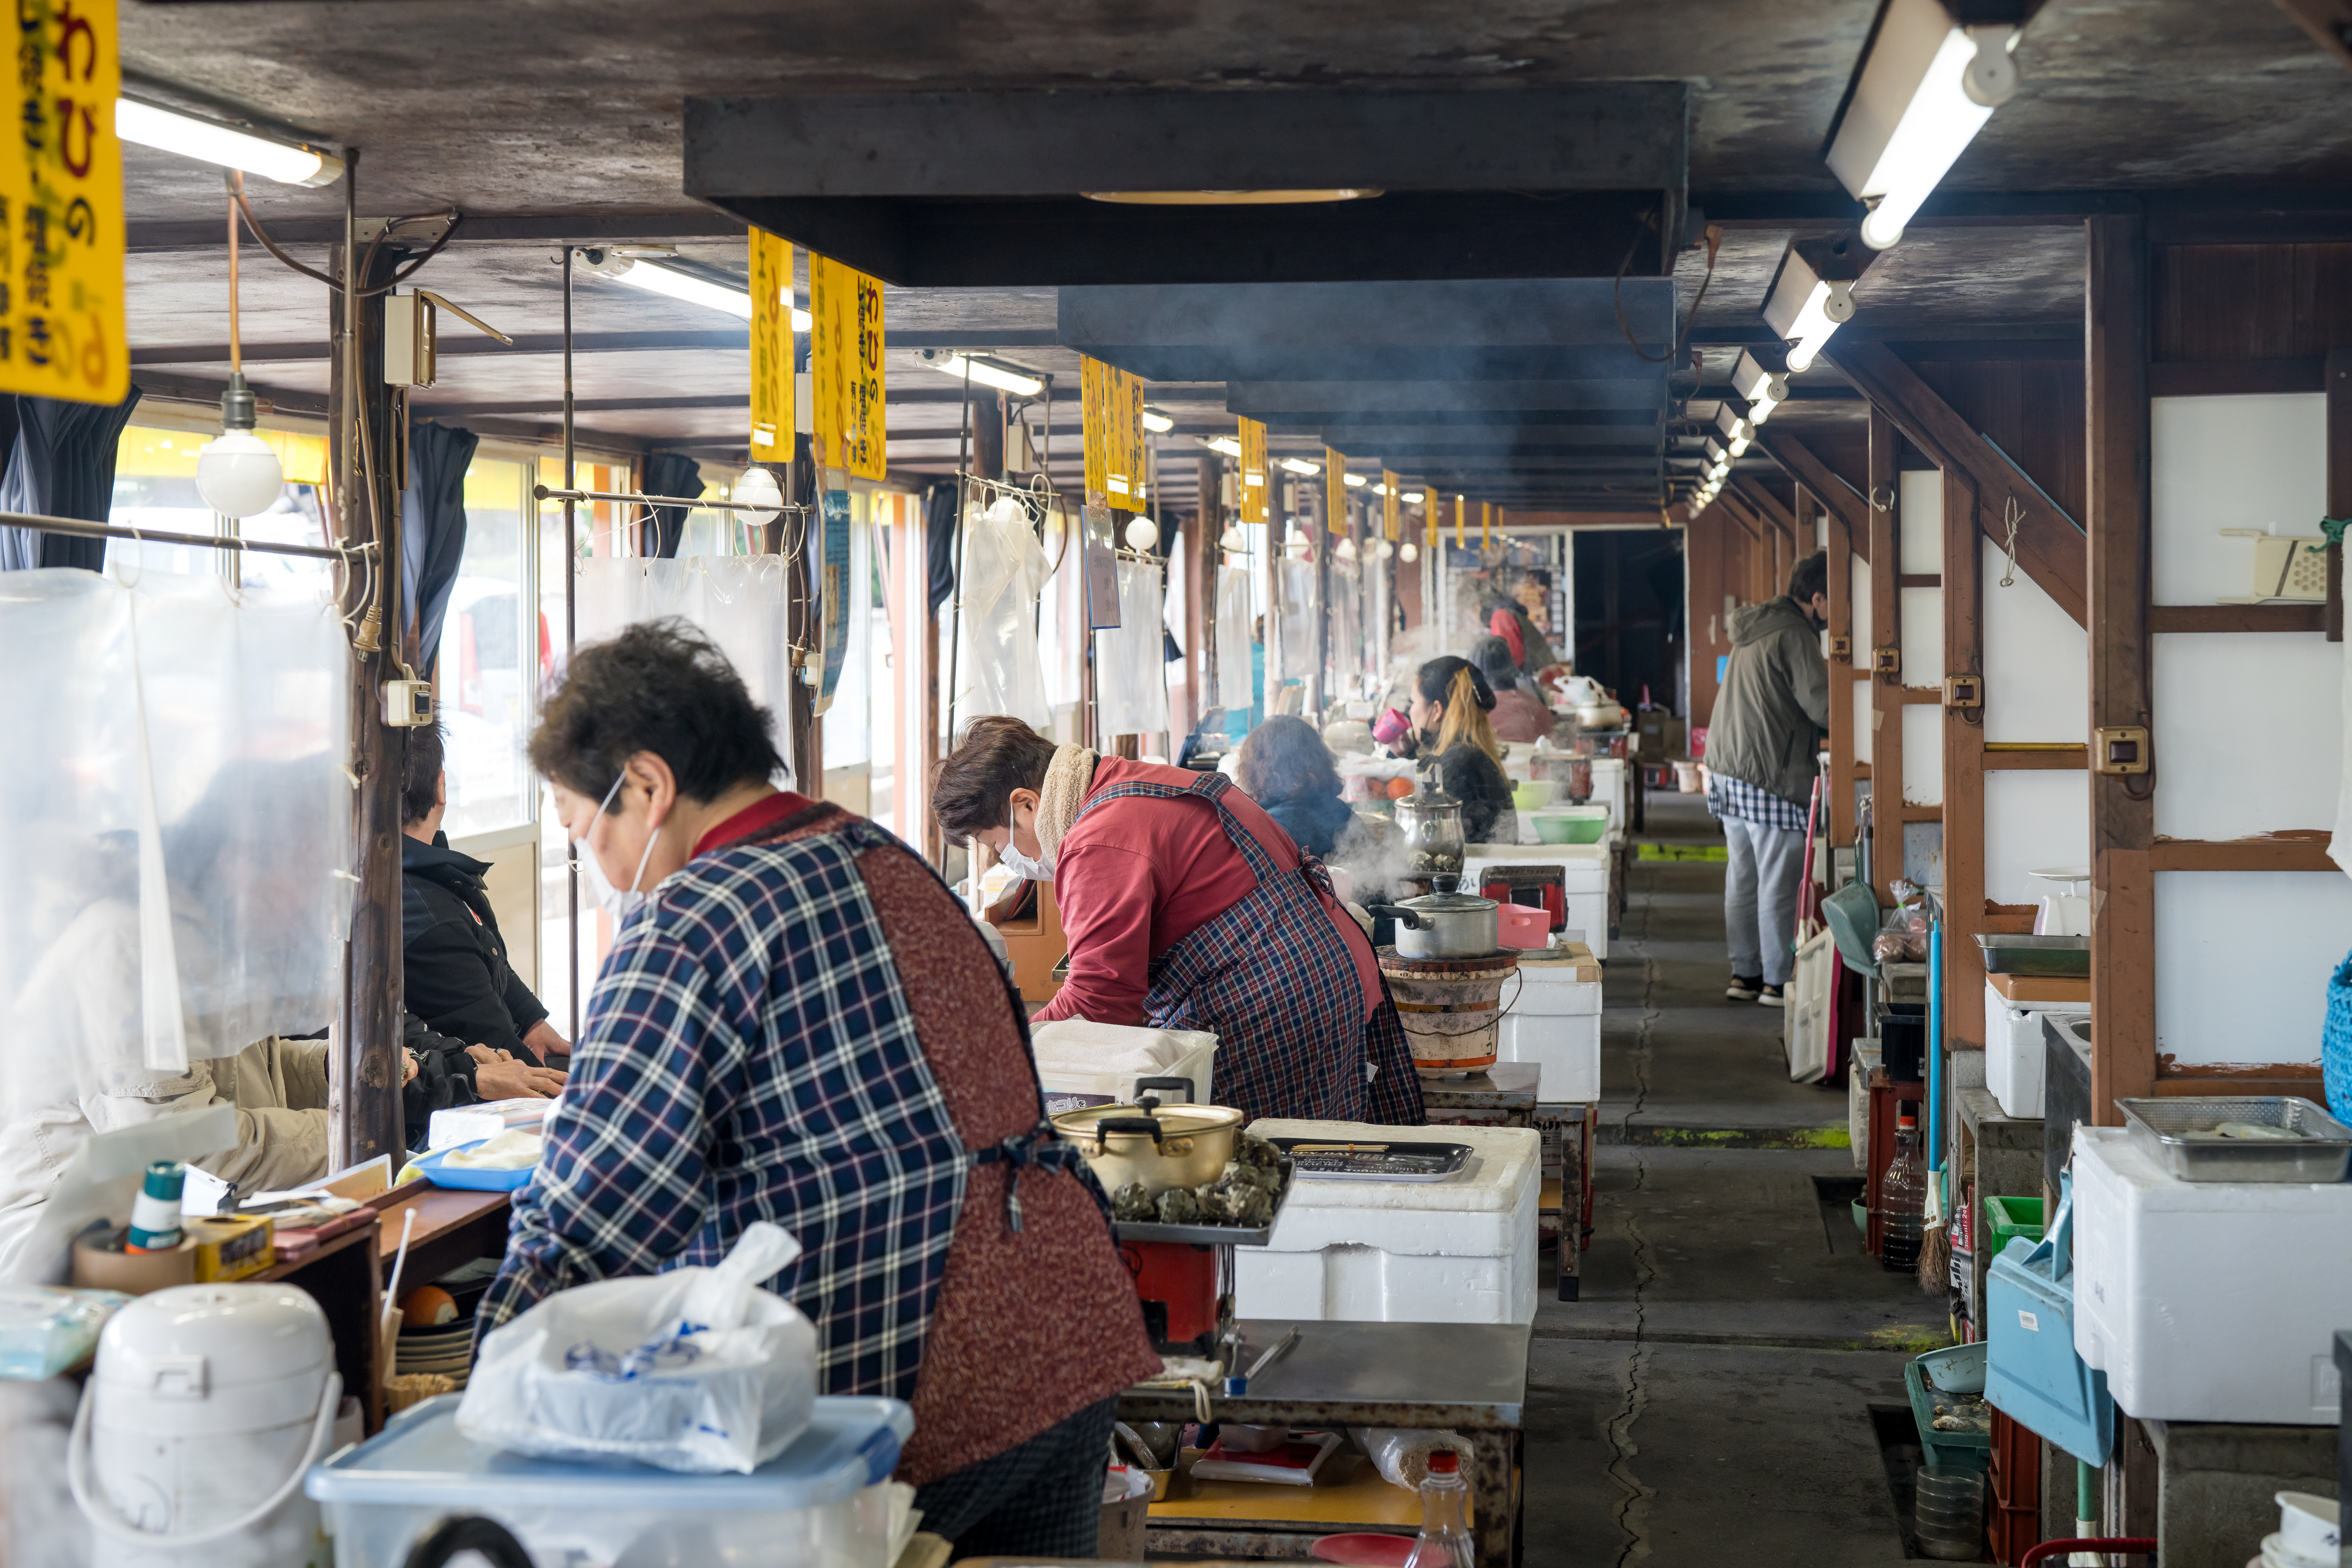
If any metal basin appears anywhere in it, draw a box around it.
[1975,934,2089,977]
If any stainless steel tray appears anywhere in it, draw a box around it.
[2115,1097,2352,1183]
[1975,934,2090,977]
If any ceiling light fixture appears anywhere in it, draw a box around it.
[1206,435,1243,458]
[117,97,345,187]
[1343,472,1368,488]
[1400,540,1419,563]
[1716,405,1756,456]
[585,251,818,330]
[932,354,1044,398]
[1403,490,1426,504]
[733,465,783,525]
[1082,189,1382,205]
[1142,408,1175,434]
[1762,246,1857,373]
[197,176,281,520]
[1731,350,1790,425]
[1279,457,1321,476]
[1826,0,2021,252]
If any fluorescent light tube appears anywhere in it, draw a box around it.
[1343,472,1368,488]
[1716,405,1757,456]
[934,355,1043,397]
[1206,436,1243,457]
[117,97,345,187]
[1142,409,1174,433]
[1279,457,1320,475]
[1826,0,2018,251]
[1731,350,1790,425]
[1762,248,1855,373]
[1404,491,1425,504]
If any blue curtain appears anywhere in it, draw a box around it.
[401,421,479,673]
[642,452,701,558]
[0,389,141,572]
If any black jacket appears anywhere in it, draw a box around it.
[402,832,549,1061]
[1432,741,1517,845]
[402,1012,480,1152]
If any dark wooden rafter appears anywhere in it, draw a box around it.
[2274,0,2352,74]
[1827,338,2087,626]
[1759,430,1871,562]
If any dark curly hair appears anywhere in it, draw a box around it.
[400,720,445,827]
[529,619,784,805]
[1234,715,1341,809]
[930,714,1060,845]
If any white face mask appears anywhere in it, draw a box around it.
[579,770,662,919]
[995,795,1054,882]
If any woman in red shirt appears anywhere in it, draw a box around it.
[933,717,1423,1125]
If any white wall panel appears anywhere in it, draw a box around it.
[2155,870,2352,1066]
[1982,537,2087,743]
[2151,394,2326,605]
[1983,771,2089,907]
[1853,676,1873,767]
[2152,631,2341,839]
[1900,586,1943,687]
[1899,469,1943,576]
[1850,553,1872,652]
[1902,702,1942,805]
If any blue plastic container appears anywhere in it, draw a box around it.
[408,1140,535,1192]
[1983,1171,2112,1467]
[307,1393,913,1568]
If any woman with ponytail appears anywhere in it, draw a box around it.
[1401,656,1517,843]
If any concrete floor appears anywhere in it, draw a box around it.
[1526,793,1936,1568]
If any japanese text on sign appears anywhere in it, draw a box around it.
[1239,418,1268,526]
[810,253,884,480]
[1082,356,1143,510]
[1382,469,1401,541]
[0,0,123,405]
[748,229,791,457]
[1324,447,1346,536]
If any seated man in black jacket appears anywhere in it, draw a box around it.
[401,724,569,1068]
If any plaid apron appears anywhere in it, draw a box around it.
[1069,772,1425,1125]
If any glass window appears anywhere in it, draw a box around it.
[440,456,529,838]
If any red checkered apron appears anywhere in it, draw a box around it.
[1068,771,1425,1125]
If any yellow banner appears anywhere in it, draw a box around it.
[1424,492,1438,549]
[1324,447,1346,535]
[1482,501,1493,549]
[1239,418,1269,525]
[1082,357,1110,501]
[1082,357,1144,509]
[810,254,884,479]
[1454,494,1465,549]
[1382,470,1400,541]
[0,2,123,405]
[748,230,791,460]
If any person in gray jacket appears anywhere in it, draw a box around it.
[1704,551,1831,1004]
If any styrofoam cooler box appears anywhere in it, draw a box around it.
[1983,983,2088,1119]
[2071,1125,2352,1424]
[1590,758,1630,841]
[1497,960,1602,1103]
[1237,1120,1541,1325]
[1029,1020,1218,1114]
[1462,843,1613,960]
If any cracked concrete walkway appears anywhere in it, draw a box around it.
[1525,794,1933,1568]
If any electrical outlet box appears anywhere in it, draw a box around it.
[1873,645,1901,677]
[1828,633,1852,661]
[2094,725,2149,776]
[1944,674,1983,710]
[384,293,435,387]
[384,678,435,728]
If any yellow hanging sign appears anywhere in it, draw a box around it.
[1382,470,1401,541]
[1482,501,1494,548]
[1424,491,1438,550]
[1454,494,1465,549]
[1115,365,1144,510]
[0,2,123,405]
[809,253,884,479]
[1082,356,1111,501]
[1324,447,1347,535]
[1239,418,1269,525]
[748,230,791,460]
[1082,356,1144,509]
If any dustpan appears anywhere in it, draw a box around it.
[1822,878,1881,981]
[1984,1170,2112,1467]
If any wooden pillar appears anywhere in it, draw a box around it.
[1825,496,1857,846]
[1194,454,1219,721]
[1943,468,1988,1047]
[1869,408,1905,903]
[328,228,406,1171]
[1686,506,1728,730]
[2086,213,2157,1121]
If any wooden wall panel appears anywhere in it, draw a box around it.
[1909,357,2089,526]
[1687,505,1731,730]
[2151,242,2352,362]
[1870,408,1905,902]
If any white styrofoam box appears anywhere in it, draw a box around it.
[1462,844,1612,960]
[2071,1126,2352,1425]
[1030,1020,1217,1112]
[1238,1120,1541,1326]
[1589,758,1630,842]
[1500,1012,1600,1103]
[1982,982,2089,1120]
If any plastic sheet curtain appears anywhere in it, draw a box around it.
[0,567,353,1088]
[1038,504,1087,738]
[949,494,1052,732]
[1214,565,1253,719]
[1329,567,1363,701]
[0,390,141,572]
[1095,557,1172,740]
[401,422,480,673]
[576,557,794,754]
[1276,559,1316,702]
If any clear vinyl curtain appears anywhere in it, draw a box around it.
[1094,557,1172,740]
[949,494,1052,732]
[576,556,795,773]
[1214,564,1254,722]
[0,567,353,1097]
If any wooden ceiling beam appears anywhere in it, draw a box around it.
[2275,0,2352,74]
[1758,429,1872,561]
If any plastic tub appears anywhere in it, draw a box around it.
[1496,903,1551,949]
[1906,1341,1993,1475]
[1915,1467,1986,1561]
[1511,779,1556,810]
[1531,809,1607,845]
[1979,1196,2044,1258]
[306,1394,912,1568]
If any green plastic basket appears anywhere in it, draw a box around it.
[1906,1341,1992,1474]
[1980,1196,2045,1258]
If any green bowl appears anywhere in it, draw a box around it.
[1512,781,1556,810]
[1533,812,1607,845]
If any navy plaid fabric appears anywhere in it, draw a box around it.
[1078,771,1425,1125]
[1705,770,1812,833]
[477,814,970,1402]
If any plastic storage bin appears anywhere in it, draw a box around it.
[1985,1171,2112,1466]
[1983,982,2090,1119]
[306,1394,913,1568]
[1461,844,1611,960]
[2071,1124,2352,1425]
[1030,1021,1217,1115]
[1979,1196,2044,1259]
[1236,1120,1540,1325]
[1906,1340,1992,1475]
[1495,955,1602,1103]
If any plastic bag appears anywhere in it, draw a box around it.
[1872,881,1940,964]
[457,1222,817,1475]
[0,1286,128,1380]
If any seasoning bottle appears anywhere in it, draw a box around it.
[1405,1449,1475,1568]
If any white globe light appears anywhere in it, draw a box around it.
[1335,537,1358,561]
[1124,516,1159,552]
[195,429,284,519]
[1400,540,1419,563]
[1375,539,1394,560]
[1218,525,1247,551]
[734,464,783,524]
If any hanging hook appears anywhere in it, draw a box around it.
[1999,495,2023,588]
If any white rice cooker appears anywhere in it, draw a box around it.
[70,1283,341,1568]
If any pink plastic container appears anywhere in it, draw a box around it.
[1496,903,1551,948]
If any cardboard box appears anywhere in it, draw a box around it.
[1635,713,1687,761]
[187,1215,275,1282]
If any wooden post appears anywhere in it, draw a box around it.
[1870,408,1905,903]
[1943,468,1988,1048]
[2328,350,2350,643]
[328,223,406,1172]
[1826,495,1857,846]
[2086,213,2157,1121]
[1686,506,1728,733]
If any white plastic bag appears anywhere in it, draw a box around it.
[457,1222,818,1475]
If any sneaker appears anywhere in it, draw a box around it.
[1725,975,1763,1001]
[1758,984,1787,1007]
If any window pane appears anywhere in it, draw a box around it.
[440,456,529,837]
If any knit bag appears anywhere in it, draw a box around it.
[2322,949,2352,1123]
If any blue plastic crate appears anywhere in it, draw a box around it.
[1984,1171,2112,1468]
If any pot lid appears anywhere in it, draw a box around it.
[1398,887,1497,913]
[1048,1102,1246,1141]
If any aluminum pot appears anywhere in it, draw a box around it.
[1363,886,1500,960]
[1048,1098,1245,1193]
